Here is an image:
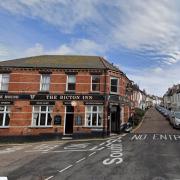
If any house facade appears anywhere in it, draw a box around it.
[0,55,134,140]
[163,84,180,111]
[131,84,147,110]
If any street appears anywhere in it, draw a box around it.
[0,108,180,180]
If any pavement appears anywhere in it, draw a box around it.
[0,107,180,180]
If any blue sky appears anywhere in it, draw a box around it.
[0,0,180,96]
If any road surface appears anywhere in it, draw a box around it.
[0,108,180,180]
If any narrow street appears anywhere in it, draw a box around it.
[135,107,180,134]
[0,108,180,180]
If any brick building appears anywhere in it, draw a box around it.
[0,55,134,140]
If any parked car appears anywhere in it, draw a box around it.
[163,109,171,119]
[169,111,180,129]
[165,110,172,120]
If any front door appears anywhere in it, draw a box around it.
[110,106,120,133]
[65,106,74,134]
[111,111,117,132]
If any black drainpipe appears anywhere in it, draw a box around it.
[103,69,108,137]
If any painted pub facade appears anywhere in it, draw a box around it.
[0,55,134,140]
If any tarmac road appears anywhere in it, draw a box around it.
[0,107,180,180]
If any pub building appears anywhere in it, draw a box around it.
[0,55,134,141]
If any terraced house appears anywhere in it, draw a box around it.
[0,55,134,140]
[163,84,180,111]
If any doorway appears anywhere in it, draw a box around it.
[110,105,120,133]
[65,106,74,134]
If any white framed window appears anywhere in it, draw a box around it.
[32,106,53,127]
[0,74,10,91]
[66,75,76,91]
[85,105,103,127]
[40,74,50,91]
[110,77,119,94]
[0,106,10,127]
[91,75,100,92]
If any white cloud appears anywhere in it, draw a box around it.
[1,0,180,65]
[9,39,105,58]
[0,43,10,57]
[0,0,101,33]
[110,0,180,65]
[49,39,105,55]
[123,64,180,96]
[25,43,44,57]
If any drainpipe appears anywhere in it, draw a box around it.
[103,69,108,137]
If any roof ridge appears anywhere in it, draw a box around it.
[99,57,120,72]
[99,57,108,69]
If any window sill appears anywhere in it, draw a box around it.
[64,91,76,94]
[89,91,100,94]
[0,90,8,94]
[37,91,50,94]
[110,92,119,95]
[0,126,9,129]
[83,126,103,129]
[29,126,53,129]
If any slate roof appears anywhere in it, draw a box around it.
[0,55,120,71]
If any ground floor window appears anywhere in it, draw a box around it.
[32,106,53,127]
[85,105,103,127]
[0,106,10,127]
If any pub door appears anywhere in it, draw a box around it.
[110,105,120,133]
[65,106,74,134]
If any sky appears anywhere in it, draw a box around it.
[0,0,180,96]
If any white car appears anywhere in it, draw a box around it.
[169,112,180,129]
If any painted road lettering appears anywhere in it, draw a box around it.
[131,134,147,140]
[64,143,90,150]
[103,137,123,165]
[25,144,59,152]
[131,134,180,141]
[0,146,26,154]
[153,134,180,141]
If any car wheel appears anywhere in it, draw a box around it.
[173,123,176,129]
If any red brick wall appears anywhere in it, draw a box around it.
[0,68,132,136]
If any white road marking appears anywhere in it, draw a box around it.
[0,146,27,154]
[75,157,86,163]
[97,147,105,151]
[88,152,96,157]
[64,143,90,150]
[89,146,98,150]
[25,144,59,152]
[58,165,73,173]
[121,134,126,137]
[99,142,105,146]
[44,176,54,180]
[27,149,95,153]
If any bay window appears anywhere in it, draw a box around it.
[85,105,103,127]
